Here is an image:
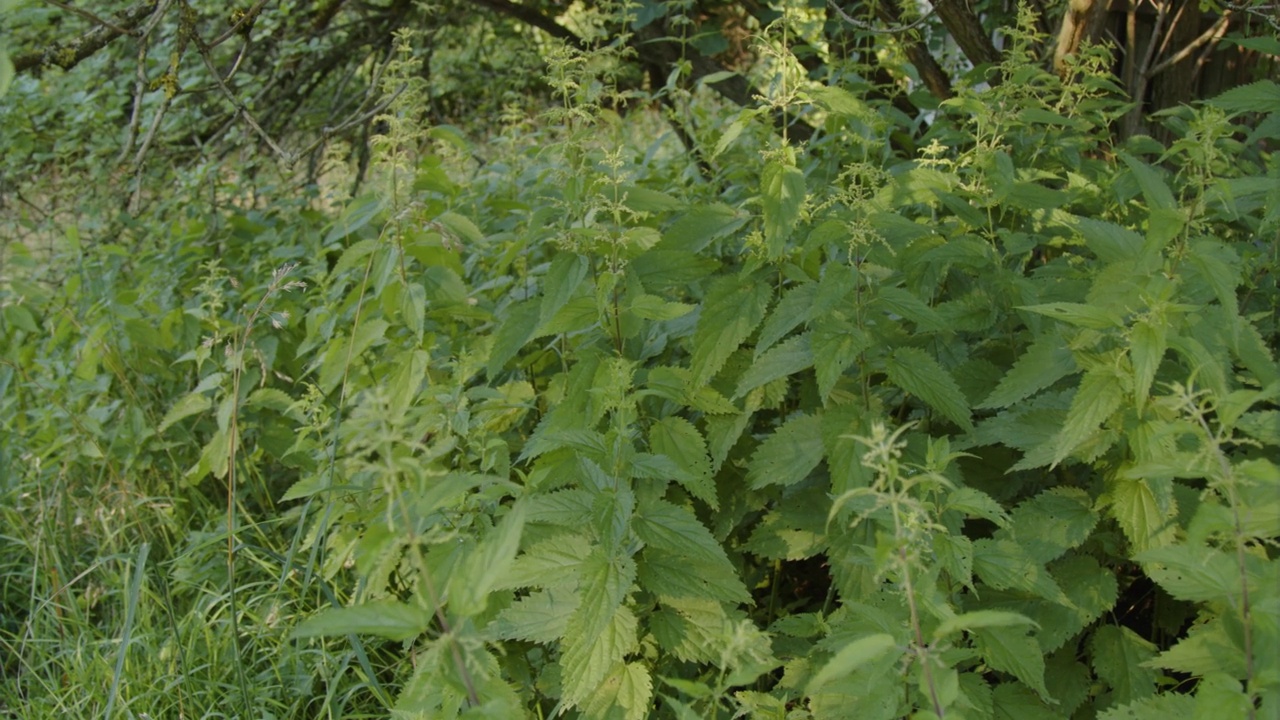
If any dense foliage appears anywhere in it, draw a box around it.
[1,1,1277,719]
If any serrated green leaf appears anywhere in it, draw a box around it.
[648,417,717,508]
[1110,476,1177,553]
[1096,694,1195,720]
[812,316,869,401]
[581,661,653,720]
[630,294,694,320]
[436,210,484,244]
[972,539,1070,605]
[735,332,813,398]
[1148,620,1245,678]
[973,625,1052,700]
[1091,625,1157,705]
[1207,79,1280,113]
[873,286,946,332]
[807,634,899,692]
[883,347,974,432]
[635,500,749,602]
[747,413,825,489]
[325,195,384,244]
[1004,487,1098,564]
[293,599,430,641]
[490,588,580,643]
[690,275,771,385]
[979,334,1077,409]
[935,610,1038,640]
[158,391,213,434]
[946,487,1011,527]
[540,252,589,328]
[561,605,638,706]
[487,300,540,377]
[1120,153,1177,211]
[1052,366,1125,467]
[661,202,748,253]
[1136,544,1245,603]
[1130,314,1166,410]
[450,501,526,615]
[757,282,817,354]
[1072,216,1144,263]
[1020,302,1124,329]
[761,160,806,259]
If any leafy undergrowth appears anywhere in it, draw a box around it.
[3,18,1278,720]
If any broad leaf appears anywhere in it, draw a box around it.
[746,413,825,489]
[883,347,974,432]
[690,274,771,385]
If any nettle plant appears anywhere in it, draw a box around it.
[264,12,1279,720]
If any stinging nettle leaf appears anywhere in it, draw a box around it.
[1051,366,1125,467]
[761,160,806,259]
[807,633,899,692]
[293,599,431,641]
[746,413,825,489]
[735,332,813,399]
[539,252,590,328]
[690,274,771,386]
[979,333,1077,409]
[648,417,717,508]
[883,347,974,432]
[1019,302,1124,330]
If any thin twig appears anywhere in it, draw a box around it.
[291,84,407,162]
[208,0,273,49]
[827,0,938,35]
[43,0,138,36]
[191,33,292,162]
[1147,13,1231,78]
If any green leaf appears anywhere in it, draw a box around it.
[561,605,638,706]
[1052,365,1125,467]
[1130,313,1167,410]
[746,413,825,489]
[1136,544,1244,603]
[436,210,484,244]
[1072,216,1144,263]
[1004,487,1098,564]
[873,286,946,333]
[325,194,384,243]
[630,294,694,321]
[1109,476,1177,553]
[883,347,974,432]
[979,333,1077,409]
[735,332,813,398]
[487,300,540,377]
[973,625,1051,700]
[498,533,592,591]
[972,539,1070,605]
[540,252,589,328]
[756,282,817,354]
[581,661,653,720]
[690,274,771,386]
[807,634,899,692]
[1207,79,1280,113]
[934,610,1038,640]
[812,315,869,401]
[450,501,527,615]
[661,203,748,253]
[761,160,806,259]
[648,417,717,508]
[158,391,213,434]
[293,599,431,641]
[635,500,749,603]
[1091,626,1157,705]
[490,588,580,643]
[1149,620,1246,678]
[1119,153,1177,211]
[1096,694,1195,720]
[1020,302,1124,330]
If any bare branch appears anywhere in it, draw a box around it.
[827,0,938,35]
[42,0,138,36]
[13,1,156,74]
[1147,12,1231,77]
